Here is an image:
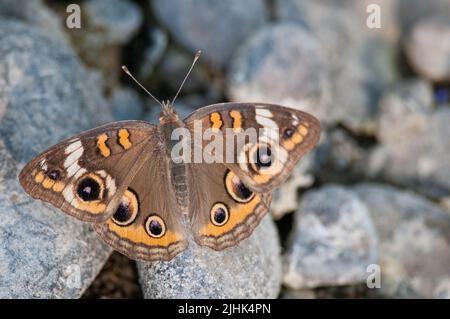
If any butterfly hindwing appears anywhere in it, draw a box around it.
[19,121,155,223]
[94,147,188,261]
[188,162,271,250]
[184,103,321,193]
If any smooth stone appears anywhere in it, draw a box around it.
[84,0,143,45]
[0,19,112,298]
[353,183,450,298]
[0,0,68,43]
[138,216,282,298]
[227,23,328,123]
[110,86,144,121]
[150,0,268,69]
[277,0,399,133]
[270,154,315,220]
[398,0,450,34]
[405,16,450,82]
[283,185,379,289]
[369,80,450,198]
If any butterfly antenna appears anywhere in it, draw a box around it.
[121,65,164,108]
[171,50,202,105]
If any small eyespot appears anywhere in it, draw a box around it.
[76,175,104,202]
[112,189,139,226]
[145,215,166,238]
[47,169,61,181]
[283,127,295,139]
[251,144,272,170]
[210,203,229,226]
[225,170,255,203]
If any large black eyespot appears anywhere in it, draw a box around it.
[145,215,166,238]
[210,203,229,226]
[47,169,61,181]
[112,189,139,226]
[225,170,255,203]
[253,145,272,169]
[77,177,101,201]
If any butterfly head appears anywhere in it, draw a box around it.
[160,100,179,124]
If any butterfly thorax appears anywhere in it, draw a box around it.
[158,103,189,212]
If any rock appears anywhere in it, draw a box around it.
[110,87,144,121]
[376,79,434,144]
[68,0,143,90]
[270,153,315,220]
[313,128,368,185]
[404,16,450,82]
[0,0,68,44]
[138,216,282,298]
[277,0,399,133]
[157,47,215,95]
[398,0,450,34]
[227,23,329,123]
[368,80,450,198]
[136,28,168,79]
[283,185,379,289]
[84,0,143,45]
[0,19,112,298]
[151,0,268,69]
[353,183,450,298]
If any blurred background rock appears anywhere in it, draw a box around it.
[0,0,449,299]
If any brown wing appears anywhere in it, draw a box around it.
[184,103,321,193]
[188,162,271,250]
[93,146,188,261]
[18,121,154,223]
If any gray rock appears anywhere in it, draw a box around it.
[138,216,282,298]
[110,86,144,121]
[0,0,68,44]
[405,16,450,82]
[376,78,434,144]
[84,0,143,45]
[68,0,143,90]
[137,28,168,79]
[0,19,112,298]
[157,48,215,95]
[313,128,368,184]
[227,23,329,122]
[283,185,379,289]
[270,153,315,220]
[151,0,268,69]
[369,80,450,198]
[398,0,450,34]
[278,0,399,133]
[353,183,450,298]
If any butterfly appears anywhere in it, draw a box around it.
[18,52,320,262]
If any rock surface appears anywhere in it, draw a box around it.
[283,185,379,289]
[354,183,450,298]
[138,216,282,298]
[227,23,328,122]
[0,19,112,298]
[110,86,144,121]
[405,16,450,82]
[151,0,268,69]
[369,79,450,198]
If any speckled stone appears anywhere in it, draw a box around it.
[405,16,450,82]
[227,23,328,122]
[283,185,379,289]
[138,216,282,298]
[353,183,450,298]
[0,19,112,298]
[369,80,450,198]
[150,0,268,69]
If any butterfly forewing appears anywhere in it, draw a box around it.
[19,121,155,223]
